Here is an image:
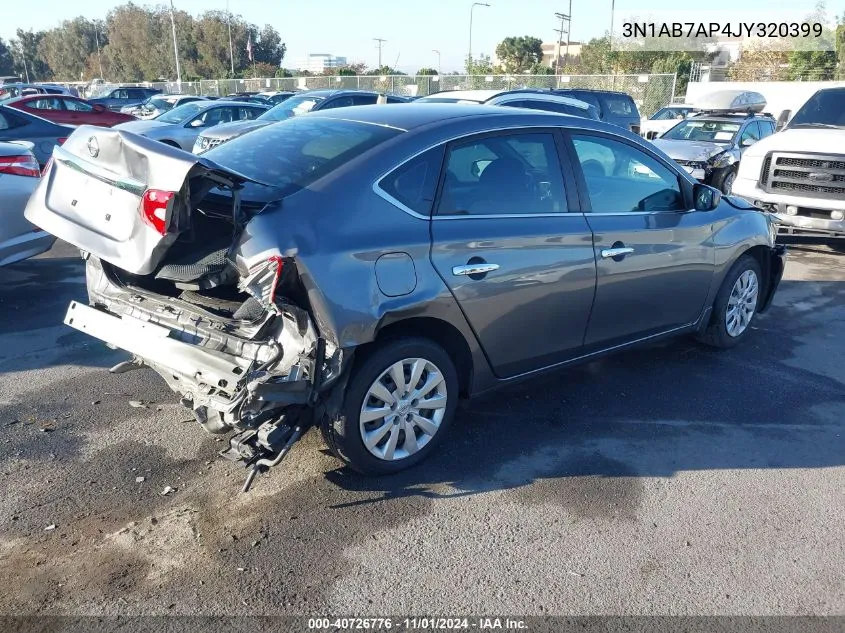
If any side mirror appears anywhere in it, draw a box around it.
[694,183,721,211]
[92,103,106,113]
[741,137,756,148]
[188,118,205,128]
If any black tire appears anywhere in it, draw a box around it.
[321,337,459,475]
[697,254,763,349]
[712,167,737,195]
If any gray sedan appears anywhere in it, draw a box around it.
[114,100,269,151]
[25,105,785,484]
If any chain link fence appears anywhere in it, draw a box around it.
[100,73,676,117]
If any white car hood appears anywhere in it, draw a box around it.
[742,127,845,160]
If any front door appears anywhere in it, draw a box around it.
[429,130,597,378]
[566,131,716,347]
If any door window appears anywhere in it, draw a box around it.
[759,120,775,137]
[379,147,445,215]
[571,134,685,213]
[30,98,63,110]
[352,95,378,105]
[64,99,93,112]
[238,106,260,120]
[436,132,568,216]
[321,96,355,109]
[112,89,129,100]
[739,121,761,145]
[201,107,235,125]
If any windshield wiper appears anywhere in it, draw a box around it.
[789,122,845,129]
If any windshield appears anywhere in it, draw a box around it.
[258,95,325,121]
[204,117,402,198]
[661,119,741,143]
[788,89,845,128]
[157,102,204,124]
[651,107,688,121]
[145,97,176,111]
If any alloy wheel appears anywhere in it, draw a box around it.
[725,269,759,337]
[359,358,448,461]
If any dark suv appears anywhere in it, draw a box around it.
[89,87,162,112]
[550,89,641,133]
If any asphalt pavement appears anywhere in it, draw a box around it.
[0,241,843,616]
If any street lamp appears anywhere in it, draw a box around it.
[432,49,441,75]
[468,2,490,65]
[169,0,182,86]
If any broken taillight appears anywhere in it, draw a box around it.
[140,189,175,235]
[0,154,41,178]
[268,256,283,304]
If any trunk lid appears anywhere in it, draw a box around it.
[24,124,256,275]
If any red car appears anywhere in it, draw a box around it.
[4,95,136,127]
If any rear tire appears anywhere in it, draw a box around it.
[321,337,458,475]
[697,254,762,349]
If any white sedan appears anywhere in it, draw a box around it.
[0,141,55,266]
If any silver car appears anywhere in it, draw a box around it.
[0,141,54,266]
[114,100,269,151]
[25,106,785,487]
[120,94,208,119]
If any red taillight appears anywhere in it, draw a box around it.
[140,189,175,235]
[56,138,68,145]
[0,154,41,178]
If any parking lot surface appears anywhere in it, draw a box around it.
[0,241,843,616]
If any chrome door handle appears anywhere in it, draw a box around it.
[452,263,499,276]
[601,247,634,259]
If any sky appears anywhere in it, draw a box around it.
[1,0,841,74]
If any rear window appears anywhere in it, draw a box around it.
[205,117,402,196]
[603,94,636,116]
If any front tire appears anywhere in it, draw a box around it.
[712,167,736,195]
[697,254,762,348]
[322,337,459,475]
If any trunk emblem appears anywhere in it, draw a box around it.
[86,136,99,158]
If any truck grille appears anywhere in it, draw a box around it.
[763,152,845,200]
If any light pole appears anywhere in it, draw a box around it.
[94,25,104,79]
[169,0,182,86]
[432,49,441,75]
[226,0,235,76]
[468,2,490,66]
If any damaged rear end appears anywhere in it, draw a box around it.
[25,125,339,487]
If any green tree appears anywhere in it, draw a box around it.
[464,54,493,74]
[253,24,286,66]
[578,36,617,74]
[0,39,15,76]
[364,65,405,75]
[11,29,50,80]
[38,17,103,80]
[787,50,836,80]
[416,67,438,75]
[494,36,543,73]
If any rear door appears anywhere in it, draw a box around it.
[565,131,715,347]
[429,129,597,378]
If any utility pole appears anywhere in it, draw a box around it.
[169,0,182,87]
[432,49,441,75]
[554,7,572,75]
[94,26,104,79]
[373,38,386,69]
[469,2,491,65]
[226,0,235,76]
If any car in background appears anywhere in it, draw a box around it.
[120,94,207,120]
[226,93,276,105]
[114,100,269,151]
[0,104,73,165]
[417,89,599,119]
[653,93,775,195]
[640,104,699,140]
[733,86,845,242]
[193,89,408,153]
[0,83,75,101]
[89,86,162,112]
[5,94,136,127]
[0,141,55,266]
[257,91,297,105]
[549,89,641,134]
[26,104,785,479]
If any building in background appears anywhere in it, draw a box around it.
[295,54,348,73]
[542,41,582,69]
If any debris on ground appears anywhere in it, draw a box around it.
[161,486,176,496]
[135,476,145,483]
[128,400,148,409]
[44,524,57,531]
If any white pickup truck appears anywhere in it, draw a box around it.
[733,87,845,241]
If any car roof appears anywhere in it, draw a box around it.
[491,92,591,109]
[553,88,632,97]
[420,90,504,103]
[299,89,389,98]
[306,102,613,133]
